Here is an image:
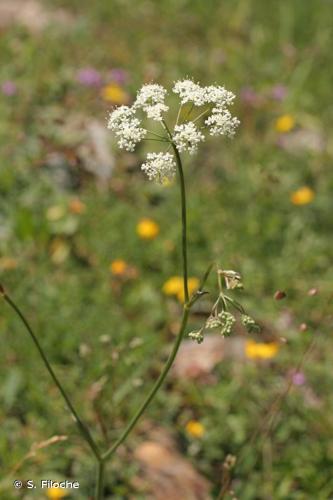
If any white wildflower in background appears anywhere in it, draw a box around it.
[107,78,239,180]
[173,122,205,154]
[141,152,176,183]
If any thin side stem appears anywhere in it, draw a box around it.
[175,104,183,127]
[1,116,192,498]
[146,130,168,140]
[183,102,194,122]
[2,293,101,462]
[217,473,232,500]
[192,107,210,123]
[102,306,190,461]
[143,138,169,143]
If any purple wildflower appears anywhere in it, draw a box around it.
[271,84,288,101]
[292,371,306,386]
[76,67,102,87]
[240,86,260,106]
[1,81,17,96]
[108,68,129,85]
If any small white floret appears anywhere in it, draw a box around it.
[173,122,205,154]
[205,109,240,137]
[108,107,146,151]
[173,79,206,106]
[141,152,176,183]
[134,84,169,121]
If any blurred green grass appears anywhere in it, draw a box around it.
[1,0,333,498]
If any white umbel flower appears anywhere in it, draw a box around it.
[145,102,169,121]
[107,80,240,169]
[205,109,240,137]
[173,80,236,110]
[204,85,236,109]
[141,152,176,183]
[173,122,205,154]
[134,84,169,121]
[172,79,206,106]
[108,105,146,151]
[107,105,134,128]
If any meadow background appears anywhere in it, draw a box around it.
[0,0,333,498]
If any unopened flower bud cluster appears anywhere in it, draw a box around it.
[241,314,260,334]
[188,268,260,344]
[107,79,239,183]
[188,328,204,344]
[206,311,236,337]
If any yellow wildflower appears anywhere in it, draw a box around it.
[275,114,295,133]
[245,340,279,360]
[136,218,160,240]
[0,257,18,270]
[177,277,200,303]
[185,420,205,438]
[110,259,128,276]
[162,276,183,296]
[101,84,129,104]
[46,487,67,499]
[69,198,86,214]
[290,186,315,205]
[162,276,199,303]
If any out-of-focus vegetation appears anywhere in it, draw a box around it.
[0,0,332,498]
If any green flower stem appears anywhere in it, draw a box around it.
[2,292,102,463]
[95,459,105,500]
[172,143,189,303]
[102,139,190,462]
[162,118,189,302]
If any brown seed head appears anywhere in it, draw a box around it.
[274,290,286,300]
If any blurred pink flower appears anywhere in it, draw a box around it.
[240,86,260,106]
[108,68,129,85]
[271,84,288,101]
[76,67,102,87]
[292,371,306,386]
[1,80,17,96]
